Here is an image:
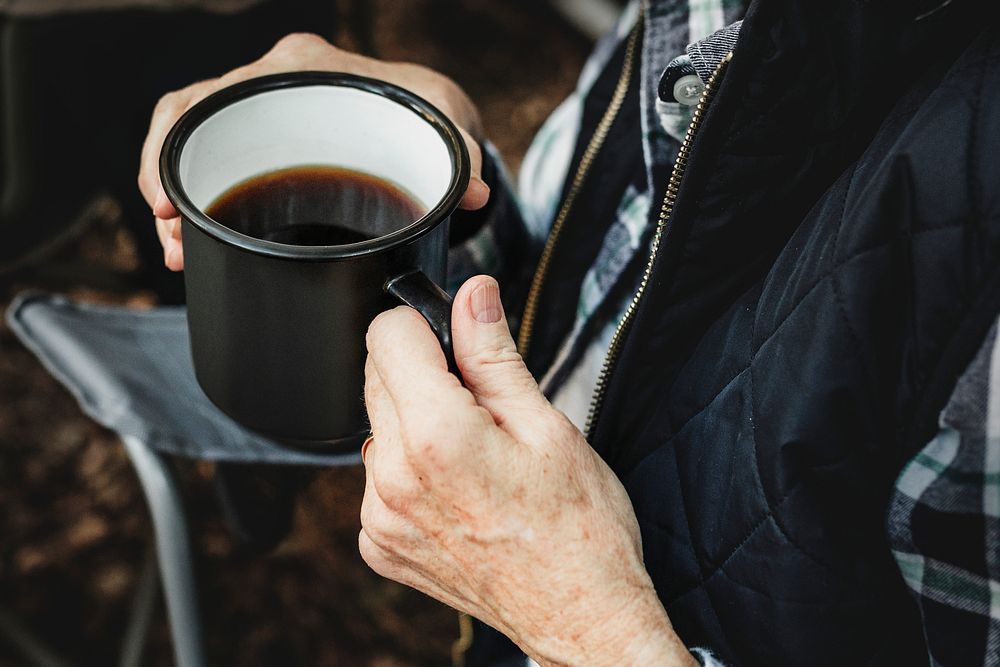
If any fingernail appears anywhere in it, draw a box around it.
[471,278,503,324]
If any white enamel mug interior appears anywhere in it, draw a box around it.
[173,77,458,248]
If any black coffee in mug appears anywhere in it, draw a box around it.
[205,165,426,246]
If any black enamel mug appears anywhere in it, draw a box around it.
[160,72,469,450]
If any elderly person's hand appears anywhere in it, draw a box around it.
[137,32,489,272]
[362,276,695,666]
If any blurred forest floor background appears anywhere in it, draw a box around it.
[0,1,590,664]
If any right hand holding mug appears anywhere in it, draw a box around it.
[137,32,490,272]
[360,277,695,666]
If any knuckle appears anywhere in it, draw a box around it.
[359,497,376,531]
[402,433,442,470]
[358,532,394,576]
[366,306,421,350]
[417,68,457,98]
[463,353,536,399]
[360,505,389,543]
[395,65,462,112]
[154,90,183,113]
[428,83,460,116]
[436,77,465,106]
[401,428,435,462]
[378,490,412,516]
[137,172,156,198]
[401,413,472,471]
[360,491,402,544]
[465,344,524,374]
[371,468,417,514]
[273,32,328,53]
[402,412,449,454]
[394,304,428,329]
[365,311,391,349]
[396,61,432,81]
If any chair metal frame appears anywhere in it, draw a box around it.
[121,436,205,667]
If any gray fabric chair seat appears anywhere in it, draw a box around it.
[6,291,361,467]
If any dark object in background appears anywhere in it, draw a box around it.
[0,1,343,553]
[213,462,313,554]
[0,0,336,301]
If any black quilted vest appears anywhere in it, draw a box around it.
[527,2,1000,665]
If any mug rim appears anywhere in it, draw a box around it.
[159,71,471,261]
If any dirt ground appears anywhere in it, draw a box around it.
[0,2,589,665]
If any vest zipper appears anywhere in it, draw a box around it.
[515,19,642,358]
[584,51,733,441]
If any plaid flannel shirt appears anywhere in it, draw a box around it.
[450,1,996,664]
[889,318,1000,666]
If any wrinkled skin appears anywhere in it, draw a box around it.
[362,276,692,666]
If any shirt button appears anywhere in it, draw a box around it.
[673,74,705,106]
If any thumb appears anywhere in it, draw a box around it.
[452,276,550,427]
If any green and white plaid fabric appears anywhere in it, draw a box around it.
[889,318,1000,666]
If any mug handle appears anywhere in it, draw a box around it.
[384,270,459,377]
